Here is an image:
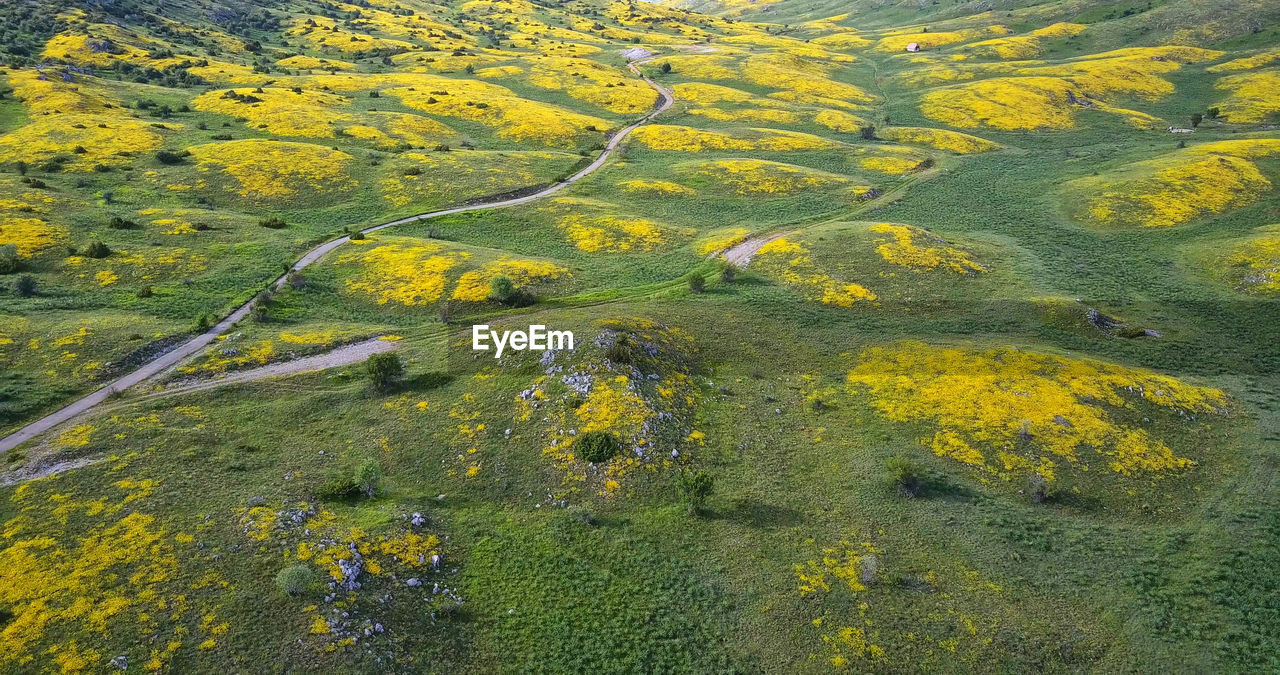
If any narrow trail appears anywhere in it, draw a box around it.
[143,337,400,400]
[0,62,674,454]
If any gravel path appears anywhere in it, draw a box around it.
[722,231,793,267]
[0,66,674,454]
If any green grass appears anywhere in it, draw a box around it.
[0,0,1277,672]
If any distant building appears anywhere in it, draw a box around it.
[906,42,921,52]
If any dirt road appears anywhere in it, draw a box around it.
[0,66,675,454]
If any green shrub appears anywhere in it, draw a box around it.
[719,263,736,283]
[367,352,404,392]
[686,272,705,293]
[136,285,153,298]
[489,275,517,305]
[355,460,383,498]
[0,244,19,274]
[317,472,361,500]
[677,471,714,514]
[605,336,634,364]
[885,456,925,498]
[275,564,316,596]
[108,216,140,230]
[349,230,366,240]
[155,149,183,165]
[84,241,111,259]
[259,217,287,229]
[14,274,36,297]
[576,431,621,463]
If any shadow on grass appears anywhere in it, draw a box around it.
[395,372,455,392]
[708,498,804,529]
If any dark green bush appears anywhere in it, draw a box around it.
[885,456,925,498]
[577,431,621,463]
[677,471,714,514]
[367,353,404,392]
[84,241,111,259]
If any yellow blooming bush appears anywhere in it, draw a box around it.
[877,127,1000,153]
[754,237,877,306]
[188,140,355,199]
[558,213,667,252]
[845,341,1226,480]
[814,109,868,132]
[868,224,985,273]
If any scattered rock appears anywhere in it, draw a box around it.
[407,578,422,587]
[247,496,267,507]
[110,655,128,670]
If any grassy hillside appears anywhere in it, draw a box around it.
[0,0,1276,672]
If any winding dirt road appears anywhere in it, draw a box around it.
[0,63,674,454]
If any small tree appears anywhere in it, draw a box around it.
[259,216,287,229]
[275,564,316,596]
[1190,113,1203,128]
[676,471,714,515]
[194,313,212,332]
[489,275,518,305]
[719,263,737,283]
[659,61,672,74]
[155,149,183,165]
[0,244,19,274]
[355,460,383,498]
[1206,107,1220,119]
[686,271,705,293]
[577,431,621,463]
[885,456,925,498]
[136,285,154,298]
[367,352,404,392]
[14,274,37,297]
[859,125,876,140]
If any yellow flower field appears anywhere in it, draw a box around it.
[846,341,1226,479]
[188,140,355,199]
[754,237,877,306]
[868,224,985,273]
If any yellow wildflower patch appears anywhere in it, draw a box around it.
[0,216,68,258]
[682,159,857,196]
[868,224,985,273]
[1221,225,1280,295]
[875,26,1010,52]
[617,179,695,195]
[558,213,667,253]
[1071,142,1276,228]
[846,341,1225,479]
[630,125,837,152]
[275,55,356,71]
[1213,71,1280,123]
[451,258,570,301]
[339,241,462,306]
[696,228,751,256]
[754,237,876,306]
[0,114,167,170]
[877,126,1000,153]
[187,140,355,199]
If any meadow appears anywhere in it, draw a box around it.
[0,0,1277,671]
